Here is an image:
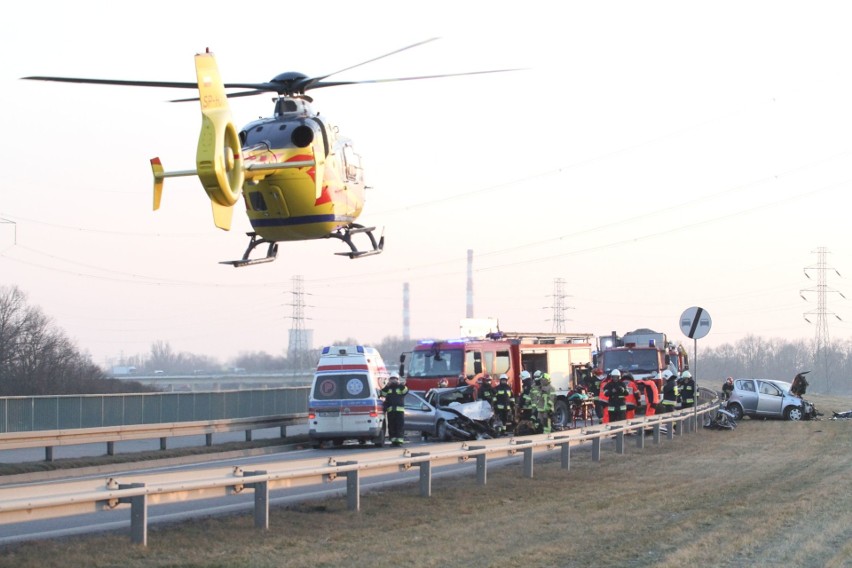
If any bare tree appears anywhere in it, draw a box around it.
[0,285,135,395]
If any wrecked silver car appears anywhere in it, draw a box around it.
[404,386,501,441]
[726,378,819,421]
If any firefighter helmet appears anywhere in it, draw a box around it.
[520,370,531,380]
[499,373,509,381]
[662,370,674,380]
[389,373,400,381]
[681,371,692,379]
[609,369,621,378]
[533,370,542,379]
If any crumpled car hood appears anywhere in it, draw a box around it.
[442,399,494,421]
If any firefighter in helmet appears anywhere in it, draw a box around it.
[494,373,514,434]
[679,370,696,408]
[380,373,409,446]
[660,370,679,413]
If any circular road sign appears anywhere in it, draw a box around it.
[680,306,712,339]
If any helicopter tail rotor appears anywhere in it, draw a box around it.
[194,51,245,231]
[151,157,165,210]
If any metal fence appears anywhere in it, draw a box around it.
[0,387,310,434]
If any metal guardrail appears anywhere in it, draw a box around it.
[0,387,309,461]
[0,387,310,433]
[0,415,307,461]
[0,390,718,546]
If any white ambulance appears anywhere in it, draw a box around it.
[308,345,390,448]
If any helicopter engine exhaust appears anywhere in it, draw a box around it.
[291,125,314,148]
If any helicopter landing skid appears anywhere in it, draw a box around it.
[331,224,385,259]
[220,233,279,267]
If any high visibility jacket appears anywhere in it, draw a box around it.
[603,380,628,411]
[661,379,679,406]
[636,379,659,406]
[519,386,533,411]
[380,383,408,412]
[591,377,604,401]
[531,384,554,412]
[598,378,612,404]
[680,379,695,405]
[480,384,496,406]
[495,384,513,409]
[624,380,640,409]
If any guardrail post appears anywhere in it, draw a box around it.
[413,453,431,497]
[160,437,167,450]
[666,421,674,440]
[107,441,116,456]
[677,417,685,436]
[45,446,54,462]
[653,423,661,445]
[244,470,269,529]
[560,442,571,470]
[510,440,533,478]
[337,461,359,511]
[592,436,601,462]
[615,430,625,454]
[206,433,213,446]
[635,427,645,449]
[245,430,253,442]
[469,446,487,485]
[119,483,147,546]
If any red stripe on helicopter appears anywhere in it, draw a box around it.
[315,184,331,205]
[287,154,316,182]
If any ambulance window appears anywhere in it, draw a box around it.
[313,374,369,400]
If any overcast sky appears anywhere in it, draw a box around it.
[2,0,850,367]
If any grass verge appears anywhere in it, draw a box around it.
[1,394,850,567]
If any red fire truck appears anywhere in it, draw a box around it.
[595,328,687,388]
[399,331,595,429]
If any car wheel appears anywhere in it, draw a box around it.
[437,420,448,441]
[373,427,386,446]
[785,406,804,421]
[554,400,570,429]
[727,403,744,421]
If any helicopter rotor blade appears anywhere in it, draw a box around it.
[302,37,440,90]
[307,68,527,90]
[22,76,199,89]
[169,90,270,103]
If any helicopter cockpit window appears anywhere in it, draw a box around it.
[248,191,267,212]
[343,145,362,181]
[275,99,299,116]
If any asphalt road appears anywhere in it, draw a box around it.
[0,437,529,545]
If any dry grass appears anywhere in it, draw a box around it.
[1,393,850,568]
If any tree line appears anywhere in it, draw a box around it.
[0,286,153,395]
[2,284,849,396]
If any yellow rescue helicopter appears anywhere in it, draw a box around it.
[24,40,518,266]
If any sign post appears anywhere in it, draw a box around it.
[679,306,712,432]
